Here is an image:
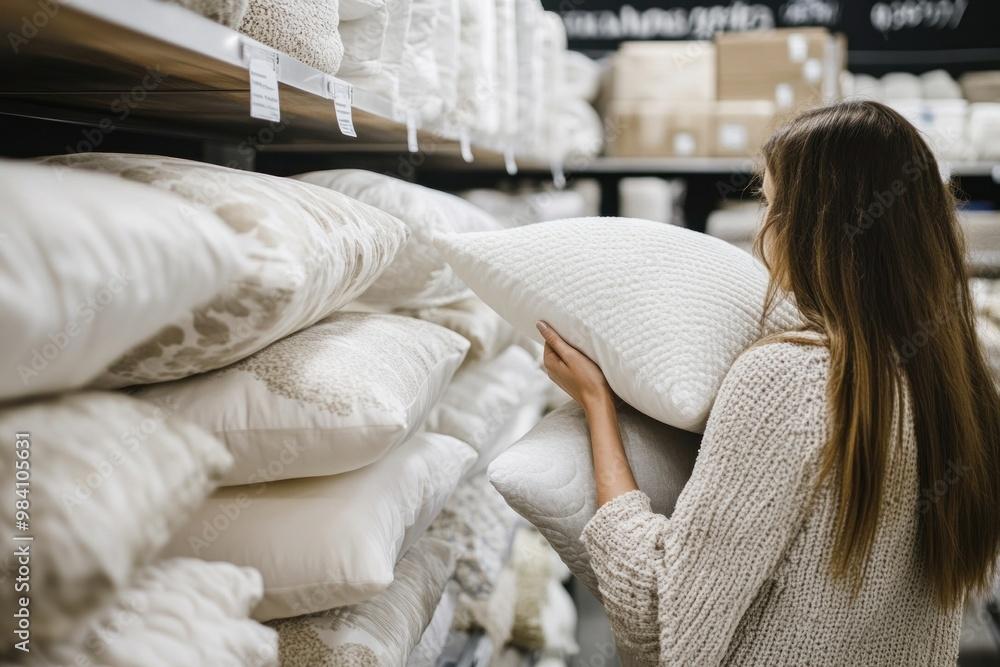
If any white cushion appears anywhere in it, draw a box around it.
[494,0,518,139]
[487,401,699,596]
[163,431,475,620]
[269,536,454,665]
[426,345,546,466]
[470,377,548,478]
[133,312,469,486]
[434,217,801,430]
[452,0,498,134]
[401,297,518,364]
[406,584,457,667]
[338,0,412,104]
[340,0,384,21]
[295,169,501,308]
[0,393,233,642]
[431,0,461,118]
[239,0,343,74]
[39,153,408,387]
[398,0,443,122]
[0,160,246,402]
[23,558,277,667]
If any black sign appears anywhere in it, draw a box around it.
[542,0,1000,73]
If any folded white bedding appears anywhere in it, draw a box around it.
[239,0,343,74]
[339,0,412,105]
[452,0,498,135]
[163,431,475,620]
[432,0,461,119]
[398,0,443,121]
[516,0,545,155]
[494,0,519,143]
[558,99,604,158]
[0,393,232,643]
[270,536,455,666]
[22,559,278,667]
[563,50,601,103]
[539,10,568,159]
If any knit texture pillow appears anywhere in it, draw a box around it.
[133,312,469,486]
[488,401,699,596]
[166,0,248,26]
[434,217,801,431]
[39,153,408,388]
[239,0,343,74]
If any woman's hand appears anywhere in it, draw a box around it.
[536,321,613,410]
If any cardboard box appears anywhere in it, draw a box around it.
[712,101,778,157]
[611,41,716,102]
[607,101,714,157]
[715,28,845,111]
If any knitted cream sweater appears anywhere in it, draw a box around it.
[580,342,963,666]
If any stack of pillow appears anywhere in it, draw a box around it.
[6,154,552,664]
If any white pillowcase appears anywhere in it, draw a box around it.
[239,0,343,74]
[401,297,518,364]
[469,375,548,478]
[338,0,412,104]
[340,0,384,21]
[452,0,498,134]
[39,153,408,388]
[295,169,501,308]
[22,559,278,667]
[0,160,245,402]
[407,584,457,667]
[435,217,801,431]
[426,345,544,459]
[270,536,455,665]
[133,312,469,486]
[163,432,475,620]
[398,0,442,122]
[0,393,233,642]
[488,401,699,596]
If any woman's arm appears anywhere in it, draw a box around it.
[537,323,824,664]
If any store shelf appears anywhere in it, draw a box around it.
[0,0,508,159]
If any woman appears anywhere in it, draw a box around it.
[537,101,1000,665]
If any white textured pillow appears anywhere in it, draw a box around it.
[426,345,545,460]
[133,313,469,486]
[338,0,411,103]
[340,0,384,20]
[402,297,518,364]
[270,536,455,666]
[39,153,408,387]
[469,376,549,478]
[23,559,277,667]
[239,0,343,74]
[398,0,443,122]
[163,432,475,620]
[0,393,233,642]
[0,160,245,402]
[295,169,501,308]
[435,217,801,431]
[407,584,457,667]
[488,401,699,596]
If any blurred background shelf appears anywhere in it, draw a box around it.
[0,0,515,161]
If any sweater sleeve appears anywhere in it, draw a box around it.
[580,343,826,665]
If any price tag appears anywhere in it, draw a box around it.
[406,111,419,153]
[244,44,280,122]
[459,128,474,163]
[673,132,696,156]
[328,78,356,137]
[504,146,518,176]
[787,33,808,63]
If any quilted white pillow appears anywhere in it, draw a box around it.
[0,393,233,642]
[0,160,246,402]
[434,217,801,431]
[401,297,518,364]
[163,432,475,620]
[133,312,469,486]
[270,536,455,666]
[487,401,699,596]
[425,345,545,462]
[295,169,501,308]
[39,153,408,388]
[239,0,343,74]
[23,559,278,667]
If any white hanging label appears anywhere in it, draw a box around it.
[459,129,474,163]
[406,111,419,153]
[504,147,518,176]
[551,159,566,190]
[718,123,748,151]
[673,132,696,156]
[245,46,280,122]
[802,58,823,84]
[775,83,795,109]
[329,79,356,138]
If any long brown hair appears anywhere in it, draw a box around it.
[754,100,1000,608]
